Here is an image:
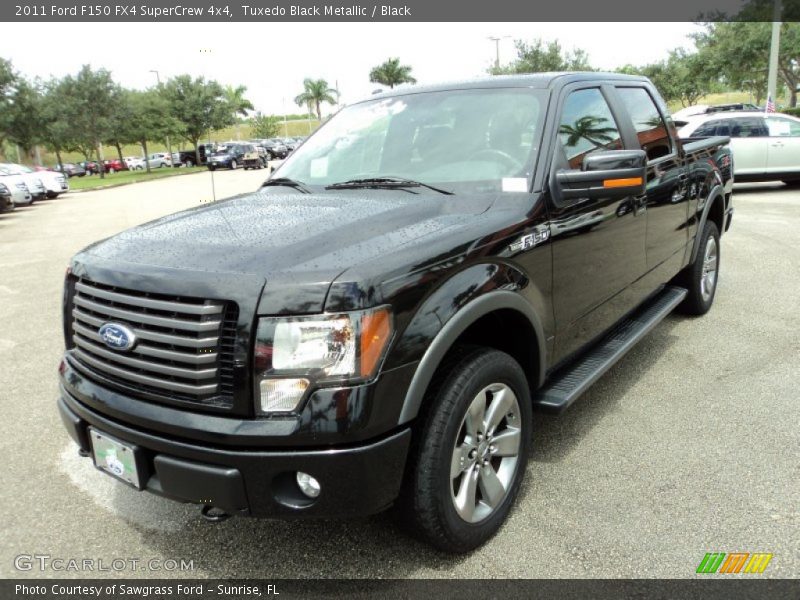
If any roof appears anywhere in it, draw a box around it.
[363,72,650,103]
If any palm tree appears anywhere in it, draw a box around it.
[559,116,617,148]
[224,85,254,120]
[369,58,417,89]
[294,78,338,121]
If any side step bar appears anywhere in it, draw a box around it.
[533,286,687,414]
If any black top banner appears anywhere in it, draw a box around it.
[3,0,800,22]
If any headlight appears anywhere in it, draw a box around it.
[253,306,392,414]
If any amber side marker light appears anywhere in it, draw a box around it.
[603,177,643,188]
[360,308,392,378]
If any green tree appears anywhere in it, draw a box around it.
[224,84,254,119]
[4,78,45,160]
[117,89,181,173]
[294,78,338,121]
[39,78,73,169]
[59,66,121,178]
[490,38,593,75]
[162,75,232,165]
[616,50,717,108]
[0,57,19,150]
[369,57,417,89]
[251,112,281,138]
[694,21,800,107]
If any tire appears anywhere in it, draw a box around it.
[782,180,800,188]
[208,166,216,172]
[230,160,238,170]
[108,168,115,174]
[46,192,58,199]
[399,347,532,553]
[678,220,720,316]
[185,160,194,168]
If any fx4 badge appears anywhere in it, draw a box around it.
[509,226,551,253]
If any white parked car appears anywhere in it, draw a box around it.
[145,153,172,168]
[0,172,32,206]
[678,111,800,185]
[1,163,67,198]
[0,164,46,200]
[124,156,145,170]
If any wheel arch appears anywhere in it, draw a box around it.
[689,184,725,265]
[397,290,546,425]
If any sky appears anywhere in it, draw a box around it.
[0,22,701,115]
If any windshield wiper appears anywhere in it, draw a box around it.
[325,177,454,195]
[261,177,311,194]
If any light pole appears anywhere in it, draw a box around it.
[149,69,173,165]
[766,0,782,110]
[488,36,510,71]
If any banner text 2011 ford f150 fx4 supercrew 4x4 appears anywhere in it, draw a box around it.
[58,73,733,553]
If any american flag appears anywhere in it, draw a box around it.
[765,95,775,113]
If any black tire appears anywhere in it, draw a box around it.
[782,180,800,188]
[399,347,532,553]
[678,220,720,316]
[185,160,194,168]
[230,159,238,170]
[208,166,216,172]
[46,192,58,199]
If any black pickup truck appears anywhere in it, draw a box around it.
[58,73,733,553]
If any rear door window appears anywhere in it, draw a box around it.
[730,117,769,138]
[616,87,673,160]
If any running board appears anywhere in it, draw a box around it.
[533,286,687,414]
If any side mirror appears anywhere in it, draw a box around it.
[555,149,647,203]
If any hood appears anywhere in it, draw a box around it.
[79,188,494,312]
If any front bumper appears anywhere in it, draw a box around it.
[58,390,411,518]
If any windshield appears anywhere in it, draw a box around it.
[275,87,547,194]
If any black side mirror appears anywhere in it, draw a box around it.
[555,149,647,203]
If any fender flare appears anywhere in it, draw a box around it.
[397,290,546,425]
[689,184,724,265]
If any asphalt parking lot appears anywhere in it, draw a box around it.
[0,173,798,579]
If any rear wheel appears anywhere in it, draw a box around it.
[400,347,531,553]
[230,160,238,170]
[678,220,720,315]
[185,159,194,168]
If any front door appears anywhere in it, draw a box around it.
[549,86,647,363]
[765,115,800,175]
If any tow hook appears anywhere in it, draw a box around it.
[200,505,231,523]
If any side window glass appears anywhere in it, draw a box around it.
[693,121,719,137]
[767,117,800,137]
[558,88,622,169]
[731,118,768,138]
[617,87,673,160]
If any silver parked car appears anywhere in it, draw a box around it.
[1,163,67,198]
[145,153,172,168]
[0,170,33,206]
[678,111,800,185]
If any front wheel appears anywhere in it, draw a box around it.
[678,220,720,315]
[400,347,531,553]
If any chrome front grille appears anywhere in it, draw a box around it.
[69,278,237,409]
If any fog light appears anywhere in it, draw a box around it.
[296,472,321,498]
[258,378,309,413]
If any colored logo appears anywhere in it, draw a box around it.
[696,552,773,574]
[98,323,137,352]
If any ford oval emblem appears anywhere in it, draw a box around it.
[98,323,137,352]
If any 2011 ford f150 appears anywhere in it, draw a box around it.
[58,73,733,553]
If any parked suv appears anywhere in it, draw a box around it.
[145,153,172,169]
[1,163,67,198]
[58,73,733,553]
[207,143,248,170]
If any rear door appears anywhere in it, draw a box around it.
[765,116,800,175]
[728,116,769,175]
[613,86,689,270]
